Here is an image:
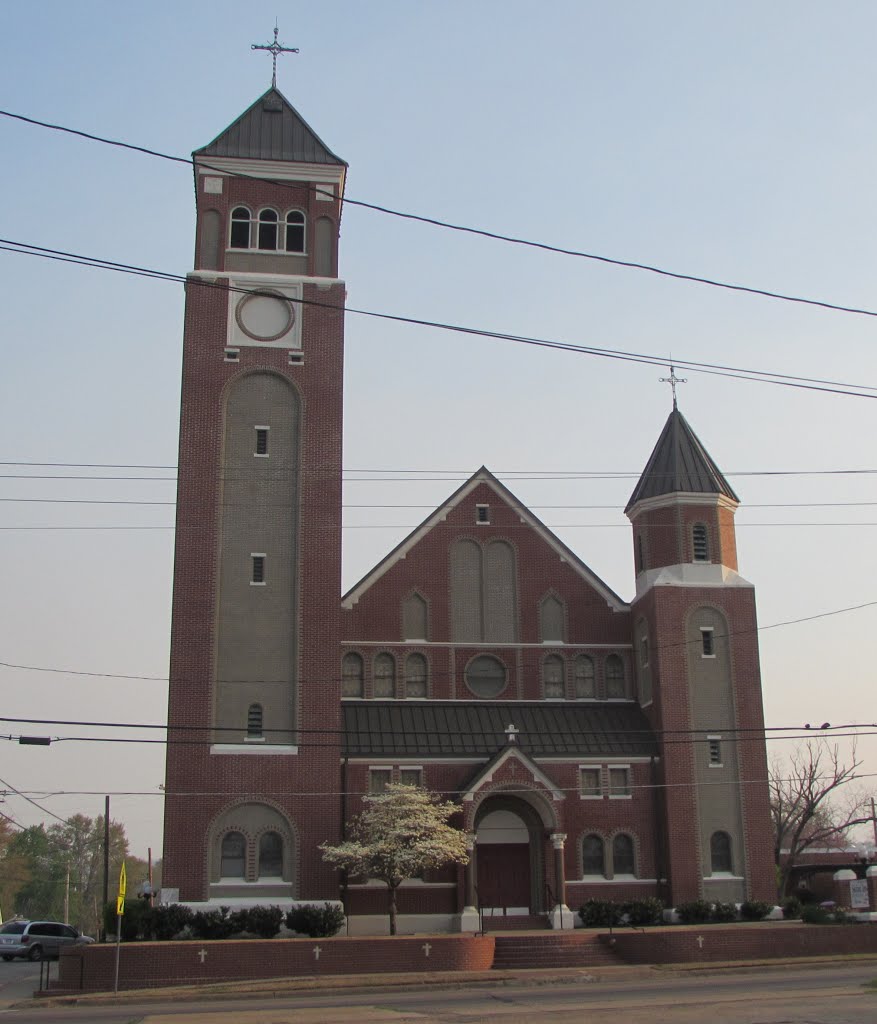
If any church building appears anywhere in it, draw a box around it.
[161,83,776,932]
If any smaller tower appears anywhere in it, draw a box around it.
[626,408,775,905]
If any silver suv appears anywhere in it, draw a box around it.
[0,920,94,961]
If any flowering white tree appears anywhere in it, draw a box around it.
[320,783,469,935]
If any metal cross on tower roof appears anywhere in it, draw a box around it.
[251,24,299,88]
[659,364,687,409]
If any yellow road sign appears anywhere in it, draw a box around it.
[118,861,127,899]
[116,896,125,916]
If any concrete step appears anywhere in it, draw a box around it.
[492,933,622,970]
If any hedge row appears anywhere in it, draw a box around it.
[103,901,344,941]
[578,898,777,927]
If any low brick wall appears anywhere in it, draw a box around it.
[603,922,877,964]
[53,935,496,994]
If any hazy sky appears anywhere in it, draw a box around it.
[1,2,876,862]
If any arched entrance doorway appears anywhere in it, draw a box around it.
[474,795,546,915]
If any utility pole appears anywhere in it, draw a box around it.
[63,864,69,925]
[102,796,110,941]
[871,796,877,849]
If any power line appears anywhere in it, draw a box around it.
[3,107,877,322]
[0,597,873,690]
[3,237,877,401]
[0,774,68,825]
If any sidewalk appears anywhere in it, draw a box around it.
[24,953,877,1010]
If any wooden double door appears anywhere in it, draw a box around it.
[476,842,531,910]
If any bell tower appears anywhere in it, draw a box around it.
[626,407,775,906]
[162,83,348,903]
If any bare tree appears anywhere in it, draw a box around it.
[770,740,872,898]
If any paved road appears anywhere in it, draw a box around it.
[2,962,876,1023]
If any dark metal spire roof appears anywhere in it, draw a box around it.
[625,408,738,512]
[194,87,346,165]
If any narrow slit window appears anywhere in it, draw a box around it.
[251,554,266,584]
[693,523,709,561]
[255,427,269,456]
[476,504,490,524]
[246,703,263,738]
[708,736,722,765]
[701,628,715,657]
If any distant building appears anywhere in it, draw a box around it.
[162,87,775,931]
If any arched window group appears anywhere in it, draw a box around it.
[219,830,285,879]
[341,651,428,698]
[540,652,625,700]
[230,207,307,253]
[581,833,637,878]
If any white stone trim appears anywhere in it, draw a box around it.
[196,158,346,190]
[461,746,566,803]
[340,640,633,649]
[634,562,753,598]
[210,744,299,755]
[626,491,739,520]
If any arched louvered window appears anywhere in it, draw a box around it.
[540,595,565,643]
[574,655,596,698]
[258,831,283,878]
[693,522,709,562]
[405,653,428,698]
[246,703,263,738]
[612,834,635,875]
[220,831,246,878]
[257,209,279,250]
[374,653,396,698]
[710,831,733,873]
[285,210,306,252]
[605,654,626,698]
[230,207,251,249]
[582,834,605,876]
[341,653,364,698]
[402,593,428,640]
[543,654,565,699]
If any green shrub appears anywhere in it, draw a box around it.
[740,900,772,922]
[623,898,664,927]
[800,904,829,924]
[285,903,345,938]
[797,888,818,905]
[781,897,802,920]
[191,906,237,940]
[832,907,851,924]
[711,901,737,923]
[235,905,284,939]
[578,899,624,928]
[675,899,713,924]
[146,904,194,941]
[102,898,152,941]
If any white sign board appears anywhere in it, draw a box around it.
[158,887,180,906]
[849,878,869,909]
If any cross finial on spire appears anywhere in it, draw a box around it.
[251,23,299,88]
[505,723,519,745]
[659,364,687,409]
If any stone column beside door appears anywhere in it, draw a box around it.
[549,832,574,930]
[457,833,480,932]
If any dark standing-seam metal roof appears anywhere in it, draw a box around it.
[625,408,738,512]
[342,702,658,759]
[194,87,346,166]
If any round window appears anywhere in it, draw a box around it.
[464,655,508,698]
[235,289,295,341]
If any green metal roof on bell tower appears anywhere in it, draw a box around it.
[625,407,739,513]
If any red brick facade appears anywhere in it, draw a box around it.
[162,91,776,928]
